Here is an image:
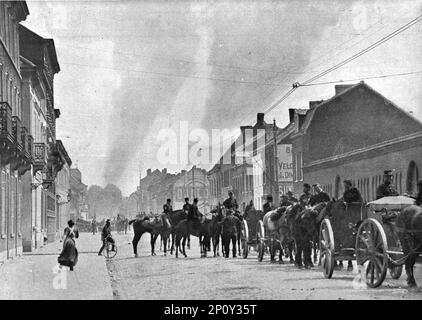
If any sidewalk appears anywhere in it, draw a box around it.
[0,232,114,300]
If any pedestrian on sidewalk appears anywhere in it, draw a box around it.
[92,218,97,235]
[58,220,79,271]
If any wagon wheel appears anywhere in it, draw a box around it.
[241,219,249,259]
[319,219,335,279]
[356,218,388,288]
[256,220,265,262]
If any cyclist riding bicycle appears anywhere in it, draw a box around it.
[98,219,115,255]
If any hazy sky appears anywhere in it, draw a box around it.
[22,0,422,195]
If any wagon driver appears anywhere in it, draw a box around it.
[376,170,399,200]
[341,179,363,203]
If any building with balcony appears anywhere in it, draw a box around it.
[55,141,71,238]
[0,1,29,261]
[19,23,69,249]
[69,168,87,221]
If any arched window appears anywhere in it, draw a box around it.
[334,175,341,200]
[406,161,419,195]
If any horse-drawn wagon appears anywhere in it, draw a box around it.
[239,209,265,259]
[320,195,422,288]
[355,196,421,288]
[319,201,365,278]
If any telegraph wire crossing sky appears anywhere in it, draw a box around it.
[22,0,422,196]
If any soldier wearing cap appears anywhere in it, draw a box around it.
[263,195,275,214]
[280,194,293,207]
[299,183,312,206]
[223,191,238,211]
[309,183,330,206]
[286,190,298,204]
[376,170,399,200]
[182,197,192,215]
[341,179,363,203]
[187,198,201,235]
[163,198,173,214]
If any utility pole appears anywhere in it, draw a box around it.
[273,119,279,205]
[192,166,195,198]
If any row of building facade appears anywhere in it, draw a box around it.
[207,82,422,211]
[126,166,211,216]
[133,81,421,215]
[0,2,87,262]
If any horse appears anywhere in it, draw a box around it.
[167,209,187,255]
[210,206,224,257]
[129,217,163,257]
[220,213,241,258]
[174,217,211,258]
[397,205,422,289]
[262,206,294,263]
[293,202,327,269]
[151,213,172,256]
[232,210,244,254]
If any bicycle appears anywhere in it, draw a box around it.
[102,234,118,259]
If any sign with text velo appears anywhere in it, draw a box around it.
[277,144,293,182]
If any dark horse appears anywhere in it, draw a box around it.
[397,205,422,288]
[129,216,163,257]
[221,214,242,258]
[151,214,172,256]
[210,206,224,257]
[293,202,327,269]
[167,209,188,255]
[174,218,212,258]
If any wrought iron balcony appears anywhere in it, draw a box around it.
[21,126,27,155]
[0,102,14,150]
[15,125,33,175]
[33,142,47,175]
[11,116,23,152]
[26,134,34,160]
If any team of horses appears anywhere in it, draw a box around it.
[127,200,422,289]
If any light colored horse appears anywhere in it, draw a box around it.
[262,206,294,263]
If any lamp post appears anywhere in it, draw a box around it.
[273,119,279,205]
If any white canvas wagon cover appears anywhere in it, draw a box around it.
[367,195,416,211]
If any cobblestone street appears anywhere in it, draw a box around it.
[108,232,422,300]
[1,231,421,300]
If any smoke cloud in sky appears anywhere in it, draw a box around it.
[23,0,422,195]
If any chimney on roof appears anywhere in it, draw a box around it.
[309,100,323,110]
[335,84,355,95]
[240,125,253,132]
[288,109,295,123]
[257,113,265,125]
[147,169,151,176]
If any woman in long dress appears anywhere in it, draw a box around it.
[58,220,79,271]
